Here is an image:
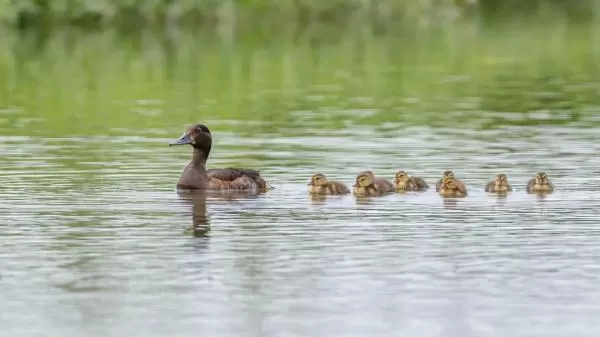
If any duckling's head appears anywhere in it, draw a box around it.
[169,123,212,154]
[442,170,455,179]
[441,177,458,190]
[359,170,374,177]
[535,172,550,185]
[395,170,408,183]
[353,172,374,188]
[496,174,509,186]
[308,173,328,186]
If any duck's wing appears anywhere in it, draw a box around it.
[206,168,271,191]
[526,178,535,192]
[435,178,443,192]
[455,180,468,195]
[330,181,350,195]
[374,178,395,192]
[484,181,495,192]
[410,177,429,189]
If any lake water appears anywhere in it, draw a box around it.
[2,22,600,337]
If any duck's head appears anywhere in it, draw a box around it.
[169,123,212,154]
[395,170,408,183]
[495,174,509,187]
[535,172,550,185]
[353,172,374,188]
[442,170,455,179]
[308,173,328,186]
[441,177,459,190]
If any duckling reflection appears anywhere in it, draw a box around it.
[393,170,429,192]
[526,172,554,194]
[309,193,328,205]
[442,198,460,209]
[485,174,513,193]
[352,171,394,197]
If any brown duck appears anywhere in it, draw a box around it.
[485,174,512,193]
[169,123,272,192]
[308,173,350,195]
[526,172,554,193]
[438,177,468,197]
[393,170,429,192]
[353,171,394,197]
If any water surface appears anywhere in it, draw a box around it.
[1,23,600,337]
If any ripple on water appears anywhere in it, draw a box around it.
[1,125,600,337]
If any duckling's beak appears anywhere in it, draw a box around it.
[169,132,193,146]
[307,182,314,186]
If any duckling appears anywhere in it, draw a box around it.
[362,170,395,193]
[394,170,429,192]
[436,170,455,191]
[435,170,466,192]
[353,171,394,197]
[308,173,350,195]
[439,177,468,197]
[169,123,272,192]
[485,174,513,193]
[526,172,554,193]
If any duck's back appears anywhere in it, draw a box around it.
[207,168,270,191]
[374,177,394,192]
[327,181,350,195]
[408,177,428,190]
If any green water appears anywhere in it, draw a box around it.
[2,21,600,137]
[2,21,600,337]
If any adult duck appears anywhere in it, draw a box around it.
[169,123,272,192]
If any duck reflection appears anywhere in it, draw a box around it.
[178,190,263,236]
[178,192,211,236]
[490,192,508,207]
[442,198,460,209]
[309,194,328,205]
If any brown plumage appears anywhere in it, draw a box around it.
[526,172,554,193]
[169,123,272,192]
[435,170,465,192]
[353,171,394,197]
[485,174,513,193]
[438,177,468,197]
[308,173,350,195]
[393,170,429,192]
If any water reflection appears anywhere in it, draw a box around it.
[309,194,328,205]
[178,192,211,236]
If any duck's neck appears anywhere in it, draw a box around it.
[189,148,209,171]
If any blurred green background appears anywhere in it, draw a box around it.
[0,0,599,137]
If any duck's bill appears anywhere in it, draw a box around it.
[169,133,192,146]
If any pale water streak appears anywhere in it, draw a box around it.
[1,122,600,337]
